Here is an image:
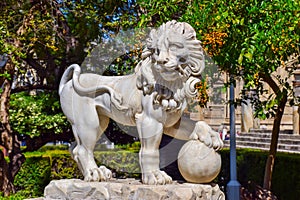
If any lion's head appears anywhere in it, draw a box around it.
[136,20,205,110]
[142,20,204,80]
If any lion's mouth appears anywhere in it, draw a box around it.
[155,62,178,72]
[160,66,178,74]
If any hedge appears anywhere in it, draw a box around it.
[9,148,140,199]
[218,149,300,200]
[3,148,300,199]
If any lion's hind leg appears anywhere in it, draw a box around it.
[70,116,112,182]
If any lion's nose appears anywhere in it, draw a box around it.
[157,51,169,65]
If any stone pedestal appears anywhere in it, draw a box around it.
[42,179,225,200]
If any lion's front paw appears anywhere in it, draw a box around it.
[190,121,223,150]
[84,166,112,182]
[211,131,224,151]
[142,170,172,185]
[189,124,213,148]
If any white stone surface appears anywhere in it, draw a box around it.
[178,140,221,183]
[59,20,223,185]
[43,179,225,200]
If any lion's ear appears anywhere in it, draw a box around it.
[182,22,196,39]
[141,47,152,59]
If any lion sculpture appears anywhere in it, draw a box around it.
[59,20,223,185]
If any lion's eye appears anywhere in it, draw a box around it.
[156,48,160,55]
[169,43,184,51]
[179,57,186,63]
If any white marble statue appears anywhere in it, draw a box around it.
[59,20,223,185]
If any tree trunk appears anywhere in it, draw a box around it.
[0,61,25,196]
[263,90,287,190]
[0,79,15,196]
[0,149,14,196]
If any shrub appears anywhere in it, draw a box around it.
[14,156,51,198]
[9,92,69,138]
[50,154,83,180]
[272,152,300,200]
[218,149,300,200]
[6,147,300,200]
[94,150,140,178]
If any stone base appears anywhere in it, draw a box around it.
[42,179,225,200]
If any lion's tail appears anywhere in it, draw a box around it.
[59,64,127,110]
[59,64,80,95]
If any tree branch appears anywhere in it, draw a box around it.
[11,85,57,94]
[24,57,46,77]
[259,72,280,94]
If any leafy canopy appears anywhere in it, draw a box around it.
[181,0,300,118]
[9,92,69,138]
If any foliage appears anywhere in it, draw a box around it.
[37,144,69,152]
[0,5,25,69]
[2,148,300,199]
[62,0,138,35]
[178,0,300,189]
[9,91,69,138]
[115,141,141,152]
[195,79,209,107]
[272,153,300,200]
[0,0,140,88]
[13,157,51,198]
[10,149,140,198]
[83,28,147,77]
[94,151,140,177]
[60,0,139,62]
[137,0,187,27]
[0,0,73,89]
[0,0,140,196]
[51,154,83,180]
[218,149,300,200]
[180,0,300,118]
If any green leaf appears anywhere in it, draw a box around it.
[238,53,244,64]
[244,52,253,61]
[288,27,295,31]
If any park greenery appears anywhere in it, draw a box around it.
[181,0,300,190]
[2,147,300,199]
[0,0,299,197]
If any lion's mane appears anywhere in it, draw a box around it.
[136,20,205,110]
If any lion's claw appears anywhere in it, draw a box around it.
[84,166,112,182]
[191,121,223,151]
[211,133,224,151]
[142,170,172,185]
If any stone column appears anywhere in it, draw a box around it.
[293,106,299,135]
[241,98,253,133]
[293,68,300,135]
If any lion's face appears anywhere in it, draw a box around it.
[143,21,205,82]
[137,21,205,108]
[151,31,190,81]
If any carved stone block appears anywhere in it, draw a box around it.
[43,179,225,200]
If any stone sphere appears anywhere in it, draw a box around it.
[177,140,221,183]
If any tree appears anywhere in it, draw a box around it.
[0,0,139,195]
[179,0,299,190]
[138,0,300,191]
[0,0,79,194]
